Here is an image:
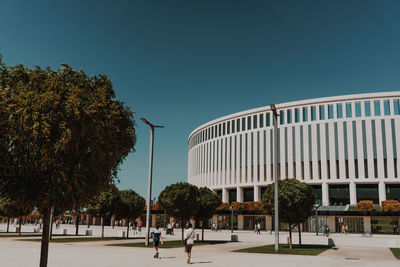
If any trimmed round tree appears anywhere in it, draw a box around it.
[87,184,121,238]
[158,182,200,241]
[262,179,315,249]
[0,58,136,267]
[193,187,221,241]
[117,189,146,238]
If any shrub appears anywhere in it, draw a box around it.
[356,200,374,211]
[382,200,400,212]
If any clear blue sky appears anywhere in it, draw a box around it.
[1,0,400,199]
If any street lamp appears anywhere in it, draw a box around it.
[314,204,320,236]
[270,104,279,252]
[229,205,234,233]
[141,118,164,246]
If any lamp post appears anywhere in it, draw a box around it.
[141,118,164,246]
[270,104,279,252]
[315,204,320,236]
[229,205,234,233]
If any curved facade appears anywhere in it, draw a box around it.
[188,92,400,206]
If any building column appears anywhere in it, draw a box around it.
[327,216,336,233]
[349,182,357,205]
[265,215,272,231]
[379,182,386,205]
[322,183,329,206]
[237,187,243,202]
[254,185,260,202]
[222,188,228,203]
[151,214,157,228]
[238,215,244,230]
[212,215,218,226]
[363,216,371,234]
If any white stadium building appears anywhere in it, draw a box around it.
[188,92,400,208]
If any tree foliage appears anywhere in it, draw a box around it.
[262,179,315,248]
[0,62,136,212]
[0,57,136,266]
[117,189,145,221]
[158,182,200,240]
[0,197,32,218]
[193,187,221,240]
[89,184,121,219]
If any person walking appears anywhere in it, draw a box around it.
[151,225,162,258]
[257,222,261,235]
[184,222,195,264]
[138,221,143,233]
[345,224,349,235]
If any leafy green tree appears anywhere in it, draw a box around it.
[88,184,121,238]
[158,182,200,241]
[262,179,315,249]
[0,57,136,267]
[116,189,145,238]
[0,198,32,235]
[193,187,221,241]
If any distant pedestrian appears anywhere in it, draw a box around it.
[133,221,138,234]
[167,223,172,235]
[345,225,349,234]
[254,223,258,233]
[184,222,195,264]
[138,221,143,233]
[257,222,261,235]
[151,225,162,258]
[323,225,329,237]
[212,223,216,231]
[341,224,345,234]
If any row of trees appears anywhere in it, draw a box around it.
[0,198,32,234]
[156,180,315,249]
[87,185,145,238]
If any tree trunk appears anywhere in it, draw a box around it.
[39,206,51,267]
[6,216,10,233]
[298,223,302,245]
[18,217,22,236]
[101,217,104,238]
[202,220,205,241]
[181,218,184,242]
[288,223,293,249]
[75,214,79,236]
[126,220,130,239]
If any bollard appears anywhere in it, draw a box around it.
[120,231,126,238]
[231,234,238,242]
[85,229,93,236]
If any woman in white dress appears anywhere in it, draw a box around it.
[184,222,195,264]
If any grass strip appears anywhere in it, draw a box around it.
[232,244,331,256]
[17,236,144,243]
[390,248,400,260]
[108,240,227,249]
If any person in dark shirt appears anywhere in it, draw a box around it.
[151,225,162,258]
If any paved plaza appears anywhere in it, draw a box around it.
[0,223,399,266]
